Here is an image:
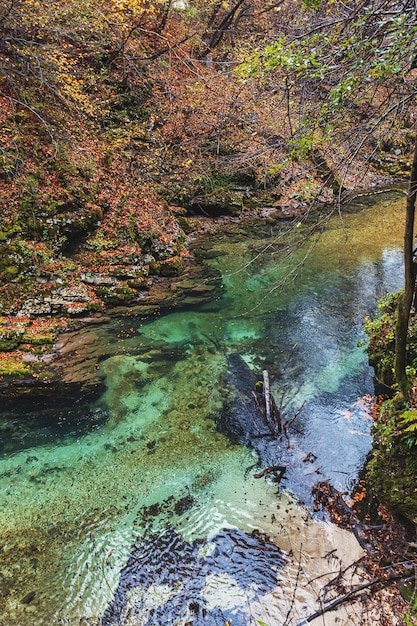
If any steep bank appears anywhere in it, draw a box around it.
[365,299,417,526]
[1,0,414,387]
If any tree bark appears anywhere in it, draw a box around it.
[198,0,247,58]
[394,136,417,399]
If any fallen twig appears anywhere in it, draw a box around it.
[301,572,407,624]
[253,465,287,481]
[284,400,306,430]
[283,543,303,625]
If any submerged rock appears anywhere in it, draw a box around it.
[218,353,264,442]
[0,389,107,454]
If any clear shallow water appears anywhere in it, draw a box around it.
[0,191,406,625]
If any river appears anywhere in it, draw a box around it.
[0,190,406,625]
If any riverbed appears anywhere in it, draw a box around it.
[0,190,406,625]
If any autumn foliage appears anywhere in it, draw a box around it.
[0,0,415,378]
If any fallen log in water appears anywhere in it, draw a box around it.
[252,370,283,436]
[218,355,315,502]
[253,370,304,440]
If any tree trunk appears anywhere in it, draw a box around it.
[394,136,417,399]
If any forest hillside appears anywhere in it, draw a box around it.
[0,0,414,377]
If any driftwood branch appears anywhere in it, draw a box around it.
[263,369,272,427]
[301,572,408,624]
[252,390,265,418]
[284,401,305,429]
[252,379,282,435]
[253,369,304,438]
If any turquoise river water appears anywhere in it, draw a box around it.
[0,191,407,625]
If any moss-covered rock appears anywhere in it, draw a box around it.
[364,292,417,524]
[363,292,398,387]
[368,445,417,524]
[0,336,21,351]
[0,353,32,379]
[368,400,417,524]
[364,291,417,389]
[176,216,195,234]
[158,256,184,277]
